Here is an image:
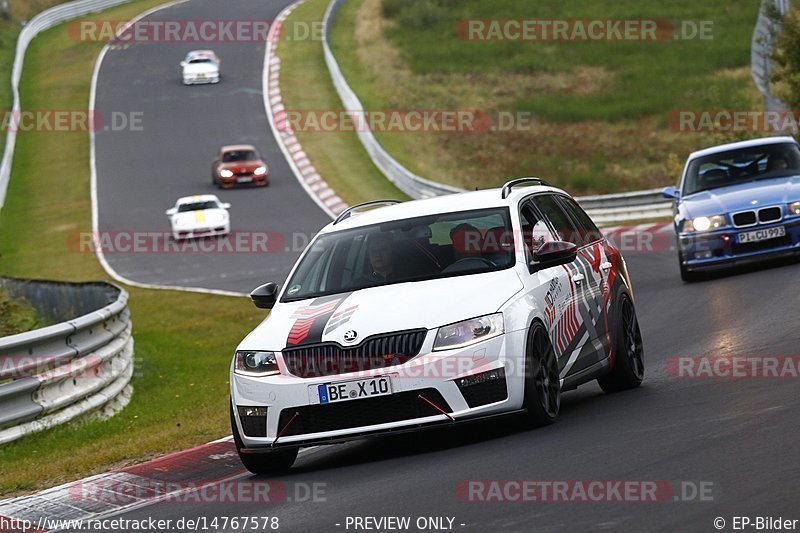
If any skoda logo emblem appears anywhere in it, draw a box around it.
[343,330,358,343]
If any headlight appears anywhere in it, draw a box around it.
[789,201,800,216]
[219,169,234,178]
[174,216,190,227]
[234,351,279,376]
[254,166,267,176]
[683,215,726,232]
[433,313,504,351]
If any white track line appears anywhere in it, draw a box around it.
[89,0,247,297]
[261,0,347,220]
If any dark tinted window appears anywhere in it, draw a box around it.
[557,196,603,246]
[532,194,579,244]
[683,142,800,195]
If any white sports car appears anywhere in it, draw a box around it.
[180,50,220,85]
[231,179,645,474]
[166,195,230,240]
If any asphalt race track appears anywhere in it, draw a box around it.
[59,248,800,532]
[94,0,330,293]
[89,1,800,532]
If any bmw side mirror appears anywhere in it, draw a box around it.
[662,186,680,199]
[529,241,578,272]
[250,282,279,309]
[165,208,177,216]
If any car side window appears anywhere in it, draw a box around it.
[557,196,603,247]
[519,203,554,261]
[532,194,580,245]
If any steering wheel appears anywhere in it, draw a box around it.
[442,256,495,274]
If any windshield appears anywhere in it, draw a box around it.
[683,142,800,196]
[177,201,219,212]
[282,207,514,302]
[188,58,213,65]
[222,150,258,163]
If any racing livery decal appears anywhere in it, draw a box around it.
[286,294,350,347]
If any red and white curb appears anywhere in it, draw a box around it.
[264,0,347,220]
[0,437,243,531]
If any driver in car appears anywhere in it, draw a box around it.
[366,234,397,282]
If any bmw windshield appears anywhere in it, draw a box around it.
[683,142,800,196]
[282,207,514,302]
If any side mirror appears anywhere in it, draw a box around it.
[180,61,187,67]
[530,241,577,272]
[165,208,177,216]
[662,186,680,199]
[250,282,279,309]
[220,202,231,209]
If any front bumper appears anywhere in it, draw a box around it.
[172,223,229,241]
[231,329,527,449]
[678,217,800,271]
[183,73,220,85]
[217,173,268,188]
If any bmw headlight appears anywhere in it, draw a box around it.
[219,169,234,178]
[789,201,800,216]
[234,350,279,376]
[254,166,267,176]
[683,215,726,232]
[433,313,504,351]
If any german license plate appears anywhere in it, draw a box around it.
[318,377,391,404]
[738,225,785,244]
[237,177,253,183]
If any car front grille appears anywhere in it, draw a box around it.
[276,388,451,437]
[282,329,427,378]
[733,206,782,227]
[732,211,757,227]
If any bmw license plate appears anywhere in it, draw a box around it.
[318,377,391,404]
[738,225,785,244]
[237,177,253,183]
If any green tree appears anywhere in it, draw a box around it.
[772,8,800,109]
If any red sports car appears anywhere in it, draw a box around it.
[212,145,269,188]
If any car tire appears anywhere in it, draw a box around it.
[230,403,298,475]
[597,294,644,393]
[521,321,560,427]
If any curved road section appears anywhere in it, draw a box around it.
[94,0,330,293]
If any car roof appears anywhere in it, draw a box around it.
[688,136,797,160]
[176,194,220,204]
[186,50,217,59]
[322,185,565,233]
[221,144,257,152]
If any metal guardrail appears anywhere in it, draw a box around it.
[321,0,672,222]
[321,0,463,200]
[751,0,791,113]
[0,0,135,210]
[0,278,133,444]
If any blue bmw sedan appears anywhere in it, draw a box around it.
[663,136,800,281]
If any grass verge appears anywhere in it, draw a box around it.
[0,0,264,496]
[0,287,45,336]
[329,0,764,194]
[276,0,408,204]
